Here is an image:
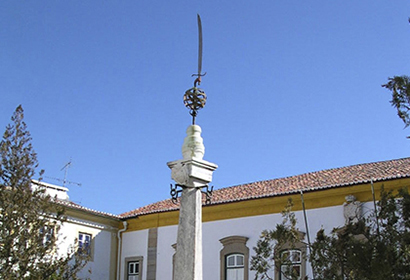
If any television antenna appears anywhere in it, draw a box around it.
[46,159,82,188]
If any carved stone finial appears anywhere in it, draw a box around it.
[182,125,205,160]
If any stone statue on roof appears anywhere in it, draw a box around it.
[343,195,361,225]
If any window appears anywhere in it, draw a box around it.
[39,225,54,246]
[226,254,245,280]
[220,236,249,280]
[128,261,140,280]
[78,232,92,256]
[124,256,143,280]
[274,231,307,280]
[279,250,302,280]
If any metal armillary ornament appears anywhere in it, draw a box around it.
[183,87,206,123]
[184,14,207,125]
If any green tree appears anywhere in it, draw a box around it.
[251,187,410,280]
[0,105,88,280]
[382,19,410,135]
[251,200,306,280]
[382,75,410,129]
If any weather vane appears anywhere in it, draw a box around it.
[183,14,207,125]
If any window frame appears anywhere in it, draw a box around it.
[225,253,245,280]
[219,236,249,280]
[279,249,302,280]
[78,232,93,259]
[39,225,55,246]
[124,256,143,280]
[274,232,307,280]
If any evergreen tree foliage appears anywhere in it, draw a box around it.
[0,105,88,280]
[251,187,410,280]
[382,19,410,136]
[382,75,410,129]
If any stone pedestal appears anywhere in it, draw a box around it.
[167,125,217,280]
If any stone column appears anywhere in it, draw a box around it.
[167,125,217,280]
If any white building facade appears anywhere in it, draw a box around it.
[39,157,410,280]
[35,181,120,280]
[117,157,410,280]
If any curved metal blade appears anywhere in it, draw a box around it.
[197,14,203,76]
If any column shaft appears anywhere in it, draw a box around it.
[174,187,202,280]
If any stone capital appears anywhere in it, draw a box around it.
[167,158,218,188]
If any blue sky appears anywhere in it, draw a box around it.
[1,1,409,215]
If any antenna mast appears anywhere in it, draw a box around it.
[46,158,82,188]
[60,159,82,188]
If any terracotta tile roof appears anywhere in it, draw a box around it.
[120,157,410,218]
